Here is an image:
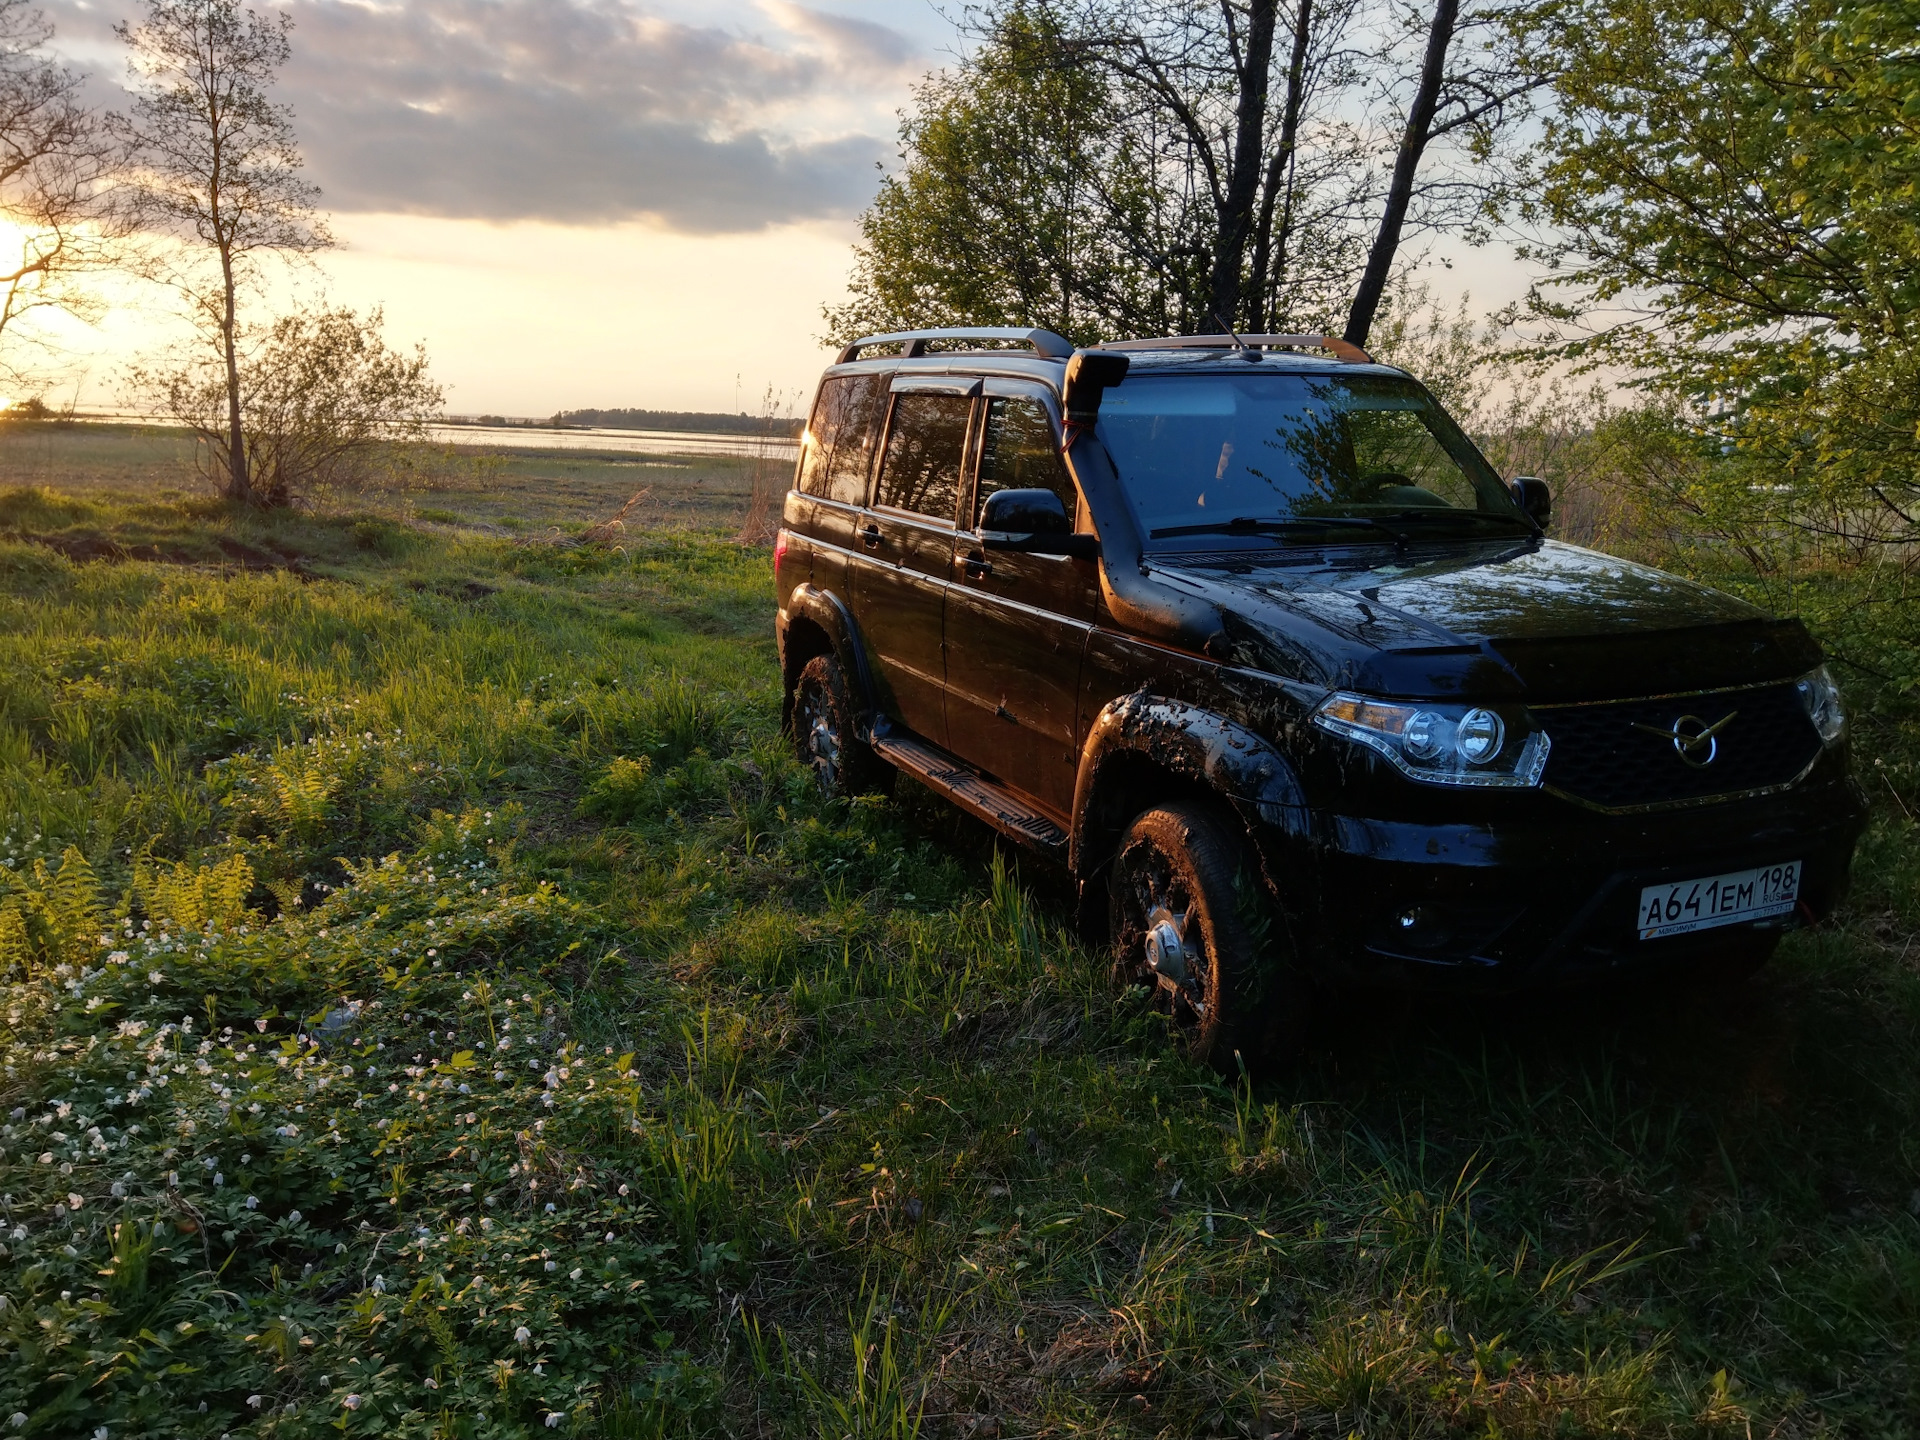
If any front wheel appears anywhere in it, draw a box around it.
[1108,802,1304,1073]
[791,653,891,800]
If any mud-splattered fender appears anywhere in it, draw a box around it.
[1069,689,1312,875]
[779,584,880,734]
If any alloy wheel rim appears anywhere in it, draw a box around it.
[799,683,840,794]
[1122,843,1209,1030]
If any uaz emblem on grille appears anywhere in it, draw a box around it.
[1631,710,1737,768]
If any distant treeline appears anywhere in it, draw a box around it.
[551,408,804,437]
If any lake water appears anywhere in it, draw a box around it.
[422,423,800,460]
[76,411,801,462]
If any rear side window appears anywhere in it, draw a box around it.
[797,373,888,504]
[874,392,972,523]
[974,397,1073,527]
[796,379,846,498]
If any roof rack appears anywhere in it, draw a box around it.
[1096,333,1374,363]
[837,326,1076,364]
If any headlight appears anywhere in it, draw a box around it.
[1313,693,1550,788]
[1796,664,1845,744]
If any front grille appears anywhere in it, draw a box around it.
[1537,682,1822,812]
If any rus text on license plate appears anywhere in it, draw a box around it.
[1637,861,1801,940]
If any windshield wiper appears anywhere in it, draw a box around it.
[1149,515,1404,541]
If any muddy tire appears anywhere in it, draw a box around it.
[791,654,891,800]
[1108,801,1304,1073]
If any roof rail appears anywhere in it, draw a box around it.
[1096,333,1374,363]
[837,326,1076,364]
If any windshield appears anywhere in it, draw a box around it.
[1096,370,1526,542]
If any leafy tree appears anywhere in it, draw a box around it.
[134,305,443,507]
[834,0,1538,347]
[111,0,331,505]
[827,6,1164,343]
[1527,0,1920,556]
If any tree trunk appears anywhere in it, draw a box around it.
[219,243,248,504]
[1344,0,1458,349]
[1247,0,1313,331]
[1207,0,1281,331]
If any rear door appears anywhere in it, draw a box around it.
[848,375,979,748]
[944,383,1098,815]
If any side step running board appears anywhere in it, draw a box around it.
[870,732,1068,859]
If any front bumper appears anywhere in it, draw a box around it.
[1276,769,1869,991]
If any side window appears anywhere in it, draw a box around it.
[796,378,850,498]
[974,397,1074,527]
[874,392,972,523]
[824,373,888,505]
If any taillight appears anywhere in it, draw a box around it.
[774,529,790,571]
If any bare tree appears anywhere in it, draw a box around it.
[0,1,118,385]
[1342,0,1544,348]
[111,0,330,504]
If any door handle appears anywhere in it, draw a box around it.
[859,523,883,549]
[961,550,993,579]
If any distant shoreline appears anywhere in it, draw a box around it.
[543,408,804,438]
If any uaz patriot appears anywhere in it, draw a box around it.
[772,327,1865,1069]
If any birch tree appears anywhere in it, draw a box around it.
[112,0,330,505]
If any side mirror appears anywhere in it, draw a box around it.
[979,488,1101,558]
[982,487,1069,534]
[1510,476,1551,529]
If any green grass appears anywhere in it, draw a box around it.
[0,480,1916,1439]
[0,420,766,535]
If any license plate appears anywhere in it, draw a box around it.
[1638,861,1801,940]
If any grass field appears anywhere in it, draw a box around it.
[0,420,1917,1439]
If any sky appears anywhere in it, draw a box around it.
[30,0,1533,418]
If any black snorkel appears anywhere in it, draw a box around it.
[1059,350,1229,657]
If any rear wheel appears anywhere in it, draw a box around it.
[1108,802,1303,1073]
[791,654,891,800]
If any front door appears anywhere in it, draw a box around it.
[847,377,977,748]
[944,385,1099,816]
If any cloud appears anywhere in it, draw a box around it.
[51,0,925,232]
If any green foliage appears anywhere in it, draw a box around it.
[0,820,715,1438]
[1530,0,1920,554]
[825,4,1163,345]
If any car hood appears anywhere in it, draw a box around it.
[1153,538,1820,701]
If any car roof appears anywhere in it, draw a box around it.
[820,347,1409,396]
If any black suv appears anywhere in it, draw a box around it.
[774,326,1865,1068]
